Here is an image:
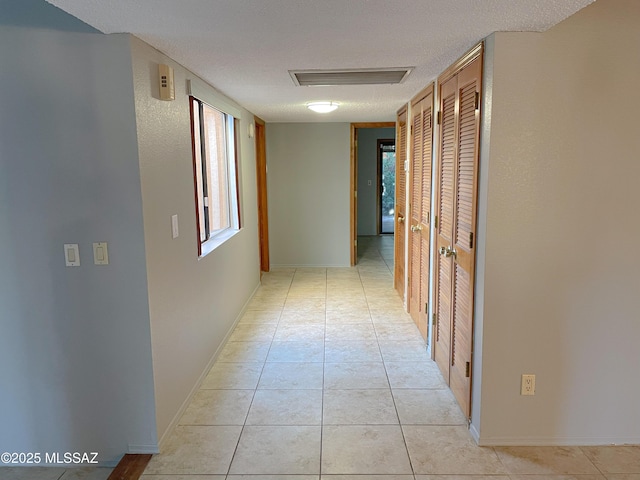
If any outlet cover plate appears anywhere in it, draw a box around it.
[521,374,536,395]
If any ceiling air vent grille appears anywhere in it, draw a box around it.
[289,67,413,86]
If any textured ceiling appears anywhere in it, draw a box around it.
[47,0,594,122]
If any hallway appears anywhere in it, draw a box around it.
[139,236,640,478]
[2,238,638,479]
[143,235,473,476]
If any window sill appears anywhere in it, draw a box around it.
[199,228,240,258]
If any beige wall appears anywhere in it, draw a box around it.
[474,0,640,444]
[130,37,261,443]
[266,123,351,267]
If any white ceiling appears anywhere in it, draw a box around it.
[47,0,594,123]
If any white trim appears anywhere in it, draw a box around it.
[199,228,241,258]
[270,263,352,268]
[127,444,159,454]
[157,281,261,450]
[187,78,242,119]
[469,422,481,444]
[36,461,119,468]
[476,435,640,446]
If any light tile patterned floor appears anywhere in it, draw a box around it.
[5,237,637,479]
[138,236,640,479]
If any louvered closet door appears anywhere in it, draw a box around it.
[449,56,482,417]
[434,75,457,382]
[408,88,433,340]
[434,49,482,418]
[394,106,408,298]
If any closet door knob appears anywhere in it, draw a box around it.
[439,246,457,259]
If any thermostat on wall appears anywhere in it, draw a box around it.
[158,64,175,101]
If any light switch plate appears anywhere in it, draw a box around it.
[171,214,179,239]
[64,244,80,267]
[93,242,109,265]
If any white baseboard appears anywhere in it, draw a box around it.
[128,444,159,454]
[469,422,481,444]
[475,434,640,446]
[270,263,351,268]
[156,281,261,450]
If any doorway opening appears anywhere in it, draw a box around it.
[350,122,395,265]
[377,139,396,235]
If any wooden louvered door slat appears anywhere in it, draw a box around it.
[434,76,457,381]
[418,96,433,340]
[449,56,482,417]
[394,107,408,298]
[408,95,423,333]
[433,46,482,419]
[408,86,433,341]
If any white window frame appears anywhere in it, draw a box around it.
[190,95,241,257]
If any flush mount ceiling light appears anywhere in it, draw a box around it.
[307,101,340,113]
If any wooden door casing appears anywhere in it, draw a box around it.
[433,45,483,418]
[408,86,433,341]
[255,117,269,273]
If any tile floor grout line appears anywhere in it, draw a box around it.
[318,265,329,477]
[363,236,419,478]
[12,243,640,479]
[224,269,292,477]
[154,240,640,478]
[380,301,418,478]
[222,368,259,476]
[578,445,608,478]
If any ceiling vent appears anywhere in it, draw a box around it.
[289,67,413,86]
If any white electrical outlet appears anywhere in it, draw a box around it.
[521,374,536,395]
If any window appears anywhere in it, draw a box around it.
[190,96,240,256]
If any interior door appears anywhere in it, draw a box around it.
[408,87,433,340]
[449,57,482,417]
[434,76,457,383]
[394,107,408,298]
[434,46,482,418]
